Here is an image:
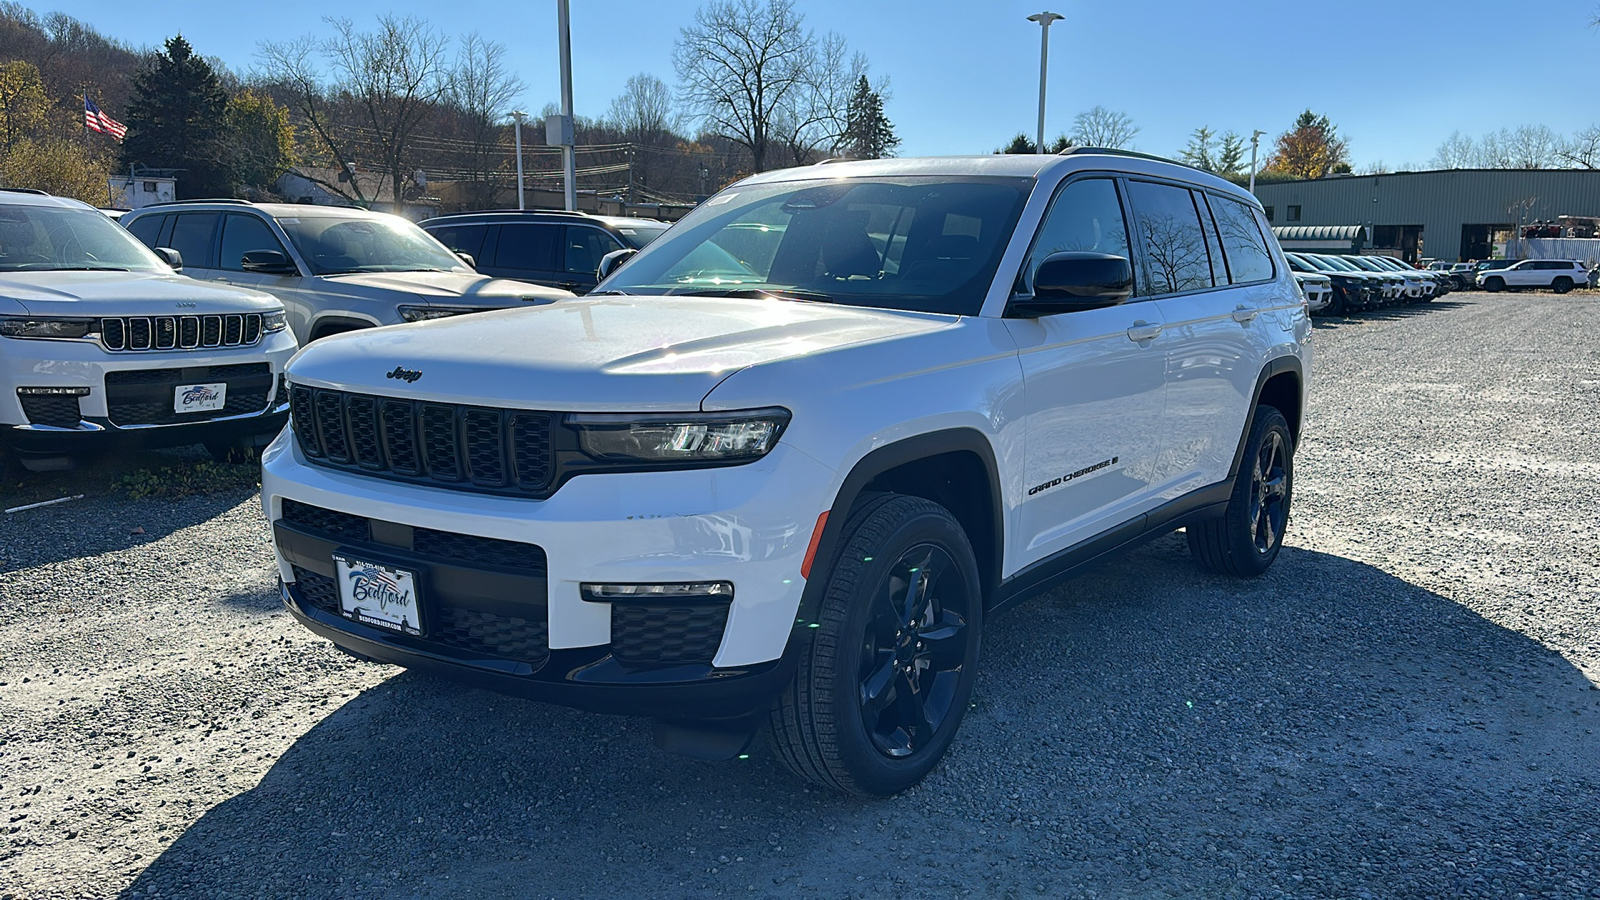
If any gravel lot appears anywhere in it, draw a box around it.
[3,292,1598,899]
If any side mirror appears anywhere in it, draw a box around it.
[241,249,298,275]
[153,247,183,271]
[455,251,476,269]
[596,247,638,282]
[1009,251,1134,317]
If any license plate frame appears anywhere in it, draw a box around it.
[173,382,227,414]
[333,553,424,636]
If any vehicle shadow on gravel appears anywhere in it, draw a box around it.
[0,486,262,575]
[1313,300,1467,328]
[120,533,1600,899]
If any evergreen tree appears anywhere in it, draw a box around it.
[1179,126,1216,171]
[841,76,899,159]
[1216,131,1246,177]
[121,35,232,198]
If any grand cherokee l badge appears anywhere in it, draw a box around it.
[386,366,423,383]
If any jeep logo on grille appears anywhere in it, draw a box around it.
[386,366,423,383]
[174,301,197,308]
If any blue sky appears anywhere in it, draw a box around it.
[49,0,1600,168]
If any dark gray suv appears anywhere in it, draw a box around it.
[419,210,668,294]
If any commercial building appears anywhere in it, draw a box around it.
[1253,169,1600,262]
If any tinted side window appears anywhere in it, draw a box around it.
[562,226,621,275]
[125,213,165,247]
[1126,180,1213,295]
[1210,196,1276,284]
[492,223,557,271]
[429,224,487,258]
[1023,178,1131,294]
[167,213,219,269]
[219,215,287,271]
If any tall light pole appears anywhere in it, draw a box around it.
[511,111,526,210]
[1248,129,1267,193]
[1027,12,1063,154]
[557,0,577,212]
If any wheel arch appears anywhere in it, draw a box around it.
[799,429,1005,625]
[1229,355,1305,479]
[309,314,380,341]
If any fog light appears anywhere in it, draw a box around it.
[580,582,733,604]
[17,386,90,396]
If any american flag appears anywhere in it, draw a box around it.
[83,97,126,142]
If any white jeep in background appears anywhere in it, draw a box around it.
[0,190,296,470]
[261,151,1312,796]
[1477,258,1590,293]
[121,201,572,344]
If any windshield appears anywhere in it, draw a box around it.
[276,215,470,276]
[616,225,668,248]
[0,204,168,272]
[597,176,1033,316]
[1315,255,1365,273]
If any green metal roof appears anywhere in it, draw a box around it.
[1271,225,1368,241]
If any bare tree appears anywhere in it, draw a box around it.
[673,0,813,172]
[1557,125,1600,168]
[323,15,451,207]
[1505,124,1560,168]
[607,73,677,142]
[1430,130,1476,169]
[1069,105,1138,150]
[447,32,523,207]
[771,33,865,166]
[257,35,368,203]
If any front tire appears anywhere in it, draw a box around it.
[1188,406,1294,577]
[769,494,983,796]
[1484,276,1505,292]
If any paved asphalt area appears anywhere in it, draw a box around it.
[2,292,1598,899]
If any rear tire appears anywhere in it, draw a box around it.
[1188,406,1294,577]
[769,493,983,797]
[1552,276,1573,294]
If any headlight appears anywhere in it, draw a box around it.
[262,310,288,333]
[0,317,94,339]
[567,408,790,464]
[398,305,471,322]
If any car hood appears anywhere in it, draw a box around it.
[0,270,281,316]
[313,271,570,306]
[1292,272,1332,284]
[287,295,954,411]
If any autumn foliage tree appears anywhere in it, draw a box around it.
[1263,110,1350,180]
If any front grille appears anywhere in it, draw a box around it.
[291,386,554,497]
[19,394,81,428]
[611,603,731,667]
[105,363,273,427]
[434,607,549,663]
[291,566,341,614]
[100,314,263,352]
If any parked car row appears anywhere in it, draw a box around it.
[1285,251,1452,315]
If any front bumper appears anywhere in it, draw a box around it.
[1,331,297,457]
[261,428,838,718]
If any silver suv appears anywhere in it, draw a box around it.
[122,202,572,343]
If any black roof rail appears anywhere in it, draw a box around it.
[1058,145,1207,172]
[0,187,51,195]
[430,208,594,218]
[143,198,255,208]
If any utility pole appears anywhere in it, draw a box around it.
[511,111,526,210]
[557,0,577,212]
[1249,129,1266,194]
[1027,12,1063,154]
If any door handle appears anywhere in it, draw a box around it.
[1126,321,1162,342]
[1231,305,1260,324]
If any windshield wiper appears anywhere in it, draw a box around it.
[667,287,834,303]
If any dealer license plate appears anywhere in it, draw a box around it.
[173,382,226,414]
[333,554,423,635]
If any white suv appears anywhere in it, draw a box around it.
[121,202,572,344]
[1477,258,1590,293]
[0,190,296,470]
[261,152,1311,795]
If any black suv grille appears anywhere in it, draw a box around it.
[18,394,81,428]
[101,314,262,352]
[290,386,554,497]
[610,603,731,667]
[105,363,273,427]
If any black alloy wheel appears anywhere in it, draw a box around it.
[1187,405,1294,577]
[1484,276,1505,292]
[1553,276,1573,294]
[770,493,983,796]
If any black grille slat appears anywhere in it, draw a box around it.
[223,314,243,345]
[154,317,176,349]
[611,604,731,667]
[19,394,81,428]
[243,314,262,344]
[412,528,548,574]
[290,388,556,498]
[202,316,222,347]
[101,317,125,350]
[128,318,151,350]
[179,316,200,348]
[281,499,370,542]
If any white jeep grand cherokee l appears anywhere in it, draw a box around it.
[263,152,1311,796]
[0,190,296,470]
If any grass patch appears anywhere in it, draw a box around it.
[1,446,261,509]
[114,457,261,501]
